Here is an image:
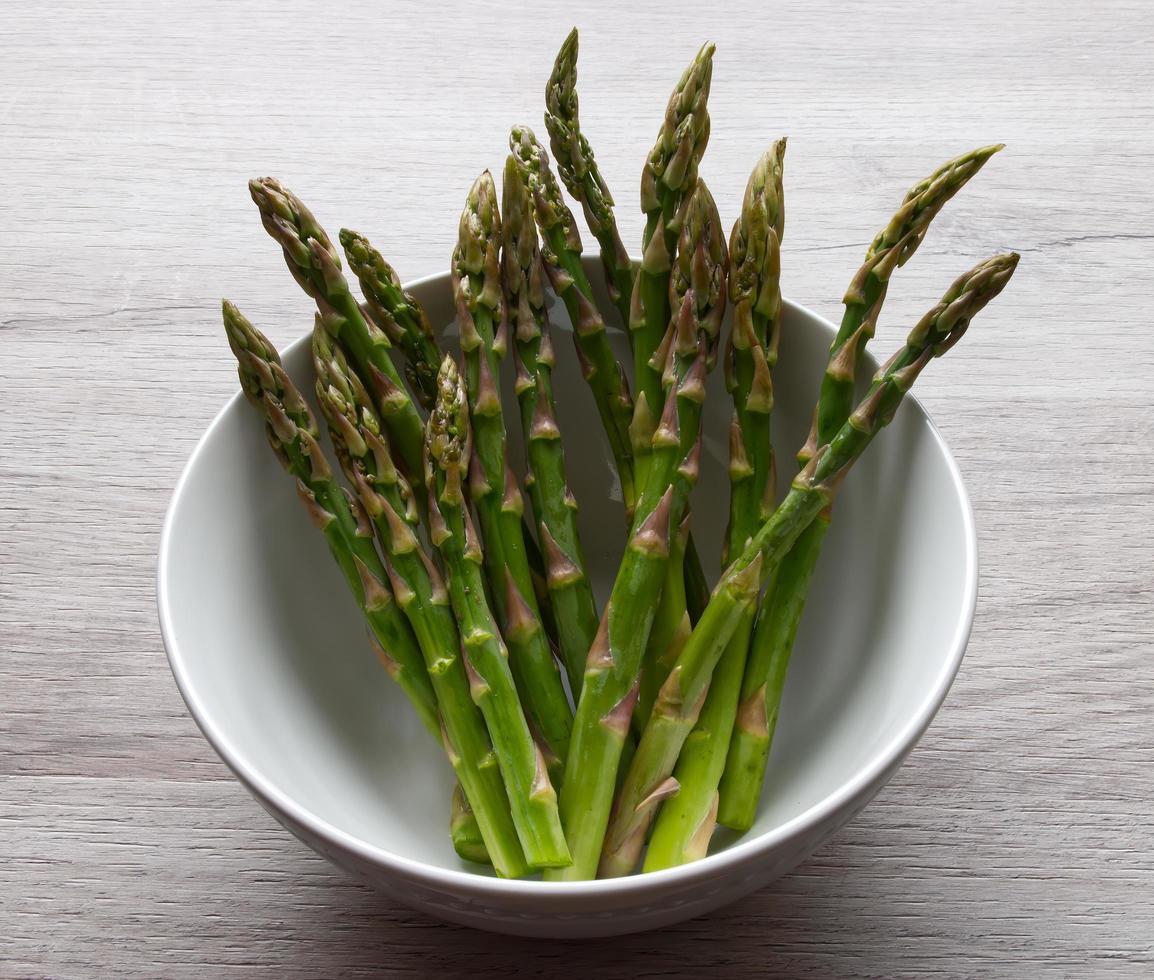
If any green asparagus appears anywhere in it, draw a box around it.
[340,228,441,410]
[644,140,787,868]
[423,356,571,868]
[544,28,634,329]
[219,36,1026,881]
[453,171,573,765]
[548,181,727,880]
[604,253,1020,876]
[631,43,714,495]
[718,144,1005,832]
[223,300,438,734]
[511,122,714,623]
[509,125,636,517]
[502,155,600,696]
[310,325,492,866]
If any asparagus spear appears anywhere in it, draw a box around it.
[544,27,634,329]
[546,181,727,881]
[600,253,1020,876]
[636,138,758,733]
[717,144,1005,832]
[626,45,716,642]
[636,513,692,734]
[450,784,489,865]
[509,125,636,517]
[222,300,438,735]
[422,355,572,868]
[339,229,441,410]
[248,178,426,489]
[221,302,528,879]
[512,124,713,626]
[453,171,573,764]
[631,43,714,494]
[502,155,600,696]
[644,141,787,868]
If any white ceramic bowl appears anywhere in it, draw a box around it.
[160,258,976,937]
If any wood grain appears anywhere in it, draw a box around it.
[2,0,1152,975]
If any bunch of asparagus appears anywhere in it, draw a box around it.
[223,30,1018,879]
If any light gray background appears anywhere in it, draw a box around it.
[2,0,1151,976]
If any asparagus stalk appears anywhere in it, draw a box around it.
[221,302,528,879]
[638,131,761,733]
[600,253,1020,876]
[502,156,600,696]
[717,143,1005,832]
[339,229,441,410]
[546,181,727,880]
[248,179,427,489]
[636,514,692,734]
[723,141,787,561]
[423,356,572,868]
[453,171,573,764]
[509,125,637,517]
[544,28,634,329]
[512,124,713,626]
[450,784,489,865]
[644,141,787,868]
[631,43,714,494]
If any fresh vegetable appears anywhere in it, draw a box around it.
[550,180,727,881]
[452,171,573,765]
[644,139,787,868]
[502,155,601,696]
[544,28,634,330]
[340,228,442,410]
[424,355,571,868]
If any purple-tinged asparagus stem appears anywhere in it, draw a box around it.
[630,43,714,492]
[509,125,636,517]
[247,178,426,487]
[510,123,713,621]
[340,228,441,410]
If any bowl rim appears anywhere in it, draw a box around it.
[159,271,977,898]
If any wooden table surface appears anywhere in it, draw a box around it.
[3,0,1152,975]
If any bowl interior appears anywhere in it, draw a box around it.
[162,265,973,880]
